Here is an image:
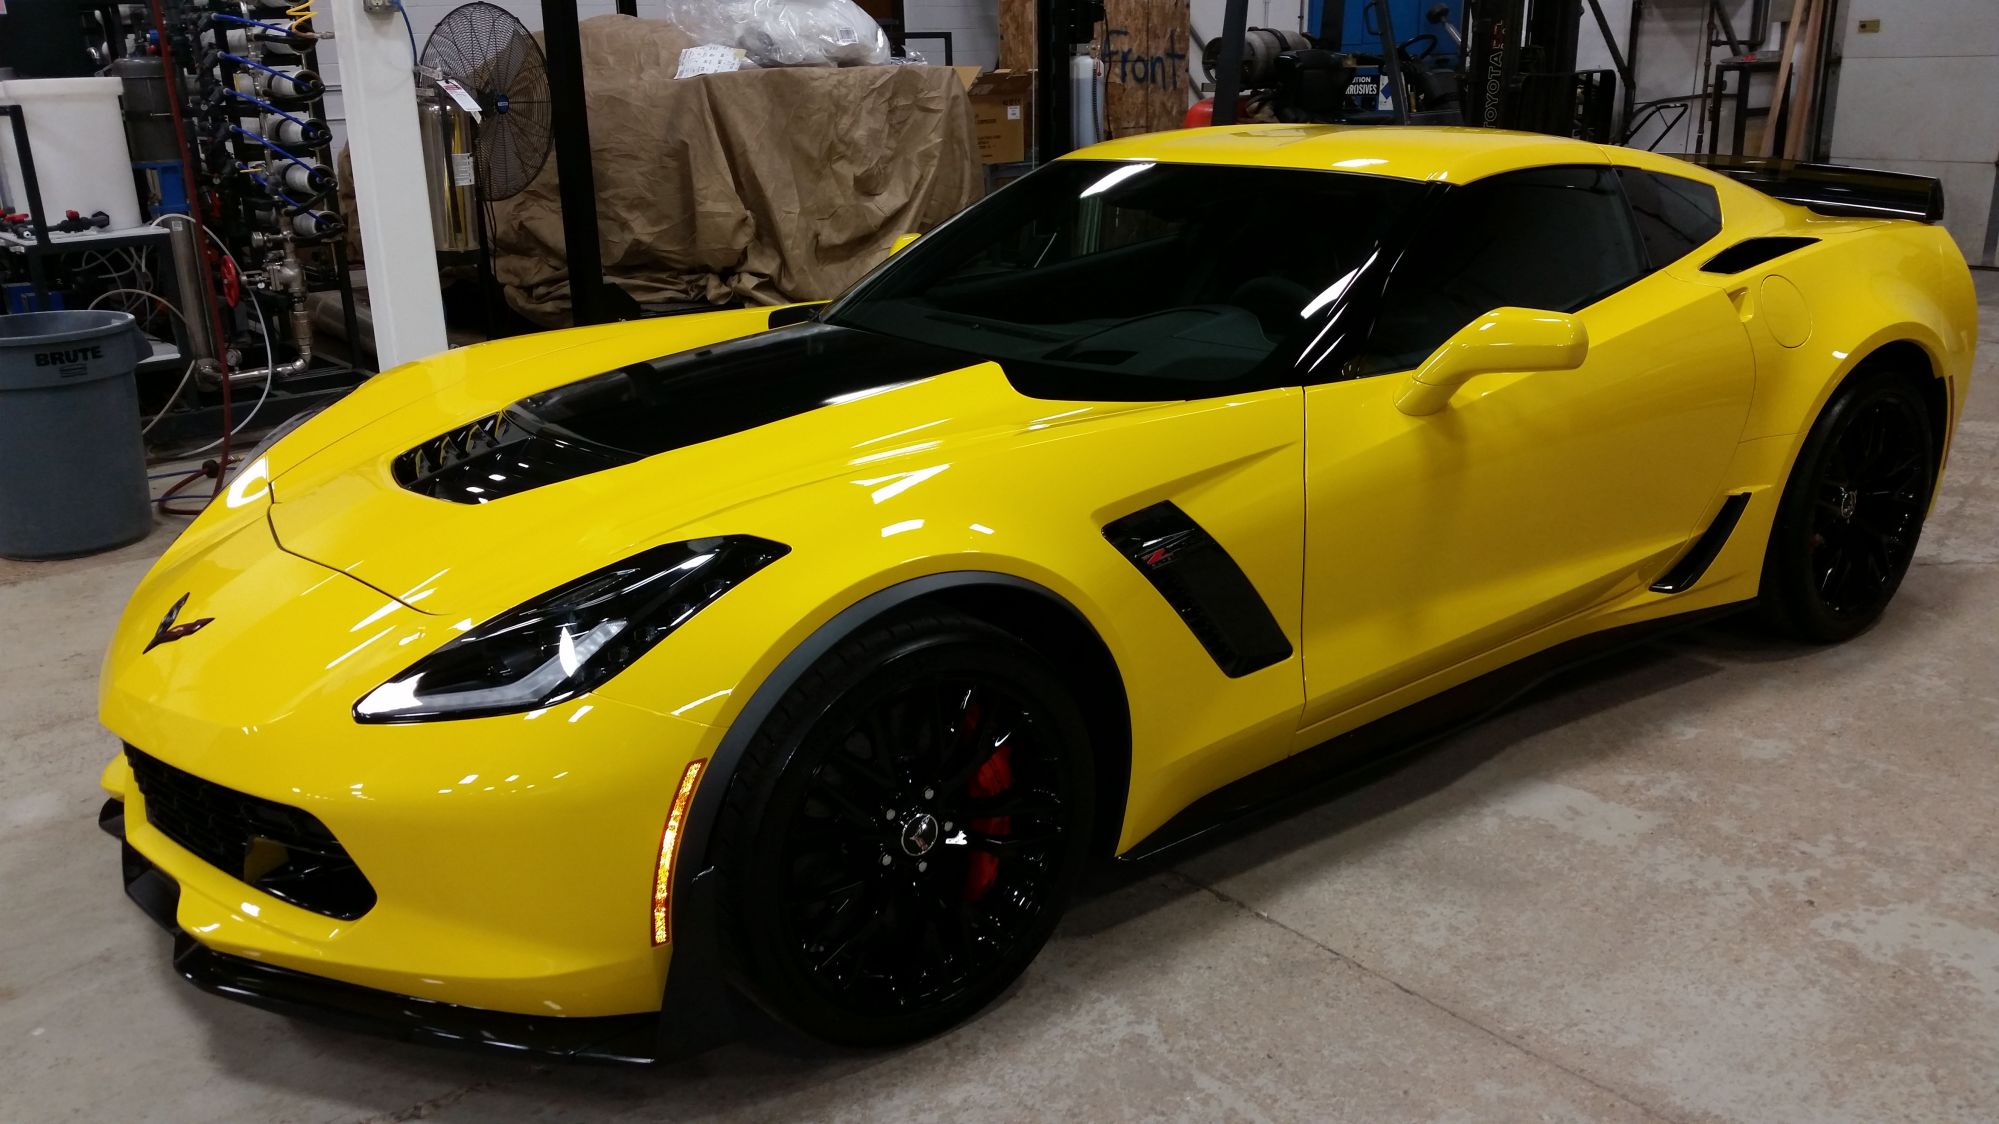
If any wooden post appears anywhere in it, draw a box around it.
[1000,0,1037,71]
[1783,0,1825,160]
[1760,0,1811,157]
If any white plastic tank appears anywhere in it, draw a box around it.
[0,78,143,231]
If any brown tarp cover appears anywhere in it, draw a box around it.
[490,15,983,325]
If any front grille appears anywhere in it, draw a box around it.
[125,746,377,921]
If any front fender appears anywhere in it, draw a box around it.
[648,569,1104,1055]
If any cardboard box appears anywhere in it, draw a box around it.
[968,69,1035,165]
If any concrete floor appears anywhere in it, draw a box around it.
[4,276,1995,1124]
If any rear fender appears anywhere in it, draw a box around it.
[1736,227,1964,442]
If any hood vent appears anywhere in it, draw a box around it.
[392,410,637,505]
[390,323,982,505]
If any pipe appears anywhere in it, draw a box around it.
[144,0,236,493]
[199,349,309,387]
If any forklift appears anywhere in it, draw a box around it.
[1202,0,1622,141]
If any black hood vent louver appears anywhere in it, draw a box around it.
[391,409,638,505]
[390,324,982,506]
[396,411,511,481]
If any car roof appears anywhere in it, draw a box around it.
[1067,124,1612,185]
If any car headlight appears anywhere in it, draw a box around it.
[353,536,789,723]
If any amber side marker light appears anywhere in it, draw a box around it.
[652,759,707,945]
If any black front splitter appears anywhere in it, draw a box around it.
[104,798,665,1065]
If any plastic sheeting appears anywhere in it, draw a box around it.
[491,16,982,325]
[654,0,891,68]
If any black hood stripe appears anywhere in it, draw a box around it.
[394,323,984,504]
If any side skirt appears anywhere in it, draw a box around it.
[1119,602,1752,863]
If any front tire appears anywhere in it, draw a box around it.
[1760,366,1937,642]
[714,611,1095,1046]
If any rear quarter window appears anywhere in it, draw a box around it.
[1618,169,1724,269]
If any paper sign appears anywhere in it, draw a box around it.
[676,44,748,79]
[438,78,483,122]
[450,152,475,187]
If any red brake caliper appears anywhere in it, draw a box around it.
[962,720,1012,903]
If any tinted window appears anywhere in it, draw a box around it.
[825,161,1423,399]
[1618,168,1723,268]
[1358,166,1648,374]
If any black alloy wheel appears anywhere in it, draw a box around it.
[715,612,1095,1046]
[1762,366,1937,642]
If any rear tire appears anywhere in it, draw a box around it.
[713,611,1094,1046]
[1759,366,1936,642]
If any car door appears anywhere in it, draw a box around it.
[1297,163,1755,729]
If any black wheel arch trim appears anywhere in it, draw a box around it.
[657,570,1127,1056]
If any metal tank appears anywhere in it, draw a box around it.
[418,89,479,253]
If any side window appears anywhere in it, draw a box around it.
[1357,166,1648,374]
[1617,169,1723,268]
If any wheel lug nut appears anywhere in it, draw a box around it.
[942,821,953,832]
[880,854,893,866]
[885,809,896,820]
[923,788,935,799]
[917,861,928,872]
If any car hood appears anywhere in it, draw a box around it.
[265,321,1126,619]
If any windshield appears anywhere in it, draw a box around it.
[825,160,1426,399]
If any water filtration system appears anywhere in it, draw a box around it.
[0,0,366,454]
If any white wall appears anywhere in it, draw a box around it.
[1576,0,1781,154]
[901,0,999,70]
[1829,0,1999,264]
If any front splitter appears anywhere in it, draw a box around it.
[102,798,663,1065]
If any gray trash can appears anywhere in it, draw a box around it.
[0,310,152,559]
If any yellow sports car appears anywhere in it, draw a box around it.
[99,126,1976,1060]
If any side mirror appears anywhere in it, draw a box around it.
[889,232,920,255]
[1393,307,1589,417]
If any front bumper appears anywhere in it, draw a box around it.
[103,798,668,1063]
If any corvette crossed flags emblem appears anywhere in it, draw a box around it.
[144,593,214,654]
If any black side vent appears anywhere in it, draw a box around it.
[126,746,377,920]
[1103,502,1293,677]
[1700,237,1819,275]
[1652,493,1751,594]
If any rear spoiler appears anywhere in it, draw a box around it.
[1672,154,1945,223]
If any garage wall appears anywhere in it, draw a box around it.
[902,0,1000,70]
[1828,1,1999,265]
[1574,0,1775,154]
